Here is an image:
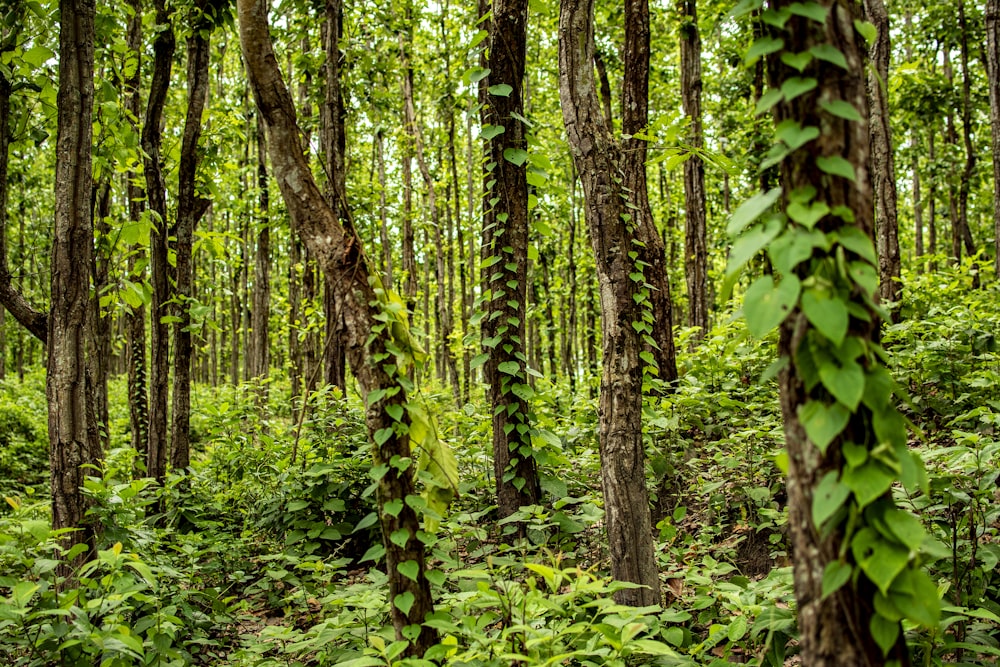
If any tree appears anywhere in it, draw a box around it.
[681,0,708,338]
[237,0,439,653]
[988,0,1000,278]
[480,0,541,528]
[559,0,660,606]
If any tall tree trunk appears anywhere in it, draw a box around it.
[624,0,677,384]
[91,180,111,450]
[125,0,148,462]
[141,0,174,485]
[375,130,394,287]
[864,0,900,317]
[321,0,347,390]
[559,0,660,606]
[988,0,1000,278]
[171,12,212,472]
[50,0,99,566]
[237,0,438,653]
[766,1,917,663]
[957,0,978,265]
[481,0,541,528]
[251,114,271,388]
[681,0,708,338]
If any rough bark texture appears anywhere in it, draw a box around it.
[623,0,677,384]
[559,0,660,607]
[49,0,98,563]
[141,0,174,485]
[768,2,906,664]
[251,115,271,387]
[957,0,977,266]
[989,0,1000,278]
[237,0,437,653]
[481,0,542,527]
[680,0,708,338]
[171,12,212,472]
[864,0,900,317]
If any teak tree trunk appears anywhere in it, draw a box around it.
[864,0,900,317]
[237,0,437,654]
[623,0,677,384]
[250,114,271,389]
[49,0,99,566]
[988,0,1000,278]
[481,0,541,529]
[559,0,660,607]
[141,0,174,486]
[681,0,708,338]
[172,9,212,472]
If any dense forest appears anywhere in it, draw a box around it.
[1,0,999,664]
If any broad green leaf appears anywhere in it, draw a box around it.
[813,471,850,528]
[354,512,378,532]
[374,428,393,446]
[503,148,528,166]
[768,227,826,275]
[822,560,852,599]
[843,460,894,509]
[819,357,865,410]
[745,36,784,65]
[727,186,782,237]
[755,88,784,115]
[891,569,940,627]
[854,19,877,43]
[870,614,900,656]
[849,261,879,296]
[789,1,828,23]
[802,287,848,348]
[384,498,404,517]
[727,615,748,642]
[390,528,410,548]
[386,404,404,422]
[397,560,420,582]
[810,44,849,69]
[775,120,820,151]
[479,124,505,140]
[781,77,817,101]
[742,274,800,338]
[466,66,490,84]
[799,400,849,452]
[726,216,782,276]
[394,591,416,616]
[884,507,926,552]
[497,360,520,375]
[780,51,813,72]
[852,527,909,595]
[488,83,513,97]
[786,199,829,229]
[470,353,489,369]
[816,155,856,181]
[835,226,878,263]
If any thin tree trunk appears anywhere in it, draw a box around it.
[251,114,271,389]
[91,179,111,450]
[376,130,394,287]
[142,0,174,485]
[864,0,900,317]
[681,0,708,338]
[988,0,1000,277]
[50,0,99,568]
[237,0,438,652]
[171,12,212,472]
[559,0,661,606]
[957,0,978,265]
[624,0,677,384]
[481,0,541,528]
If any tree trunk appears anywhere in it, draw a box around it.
[237,0,438,653]
[49,0,99,566]
[171,12,212,472]
[988,0,1000,278]
[766,1,911,663]
[680,0,708,338]
[141,0,174,485]
[623,0,677,384]
[91,179,111,451]
[559,0,660,606]
[251,114,271,388]
[957,0,977,267]
[864,0,900,317]
[481,0,541,529]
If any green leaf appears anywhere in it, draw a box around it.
[479,124,505,140]
[727,186,782,237]
[497,360,520,375]
[769,227,827,275]
[384,498,404,517]
[780,51,813,72]
[354,512,378,533]
[870,614,900,656]
[386,404,404,422]
[394,591,416,616]
[286,499,309,511]
[810,44,848,69]
[822,560,852,599]
[816,155,856,181]
[775,120,820,151]
[835,226,877,263]
[470,353,489,370]
[852,527,909,595]
[397,560,420,582]
[854,19,877,44]
[786,199,830,229]
[466,66,490,84]
[488,83,513,97]
[789,1,828,23]
[802,287,849,348]
[374,428,393,446]
[813,471,850,528]
[727,615,748,642]
[884,508,926,552]
[390,528,410,548]
[726,216,783,276]
[799,400,850,452]
[891,568,940,627]
[819,358,865,410]
[21,45,54,68]
[781,77,818,101]
[848,261,879,297]
[745,36,784,65]
[843,460,894,509]
[754,88,784,115]
[503,148,528,166]
[742,274,801,338]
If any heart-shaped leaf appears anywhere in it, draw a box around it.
[743,274,801,338]
[817,155,856,182]
[819,358,865,410]
[781,51,814,72]
[802,288,849,346]
[394,591,416,616]
[799,400,849,452]
[781,76,818,101]
[397,559,420,582]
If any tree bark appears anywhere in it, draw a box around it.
[864,0,900,317]
[988,0,1000,278]
[142,0,174,485]
[559,0,660,606]
[957,0,977,267]
[171,10,212,472]
[681,0,708,338]
[767,1,907,663]
[481,0,541,528]
[49,0,99,565]
[237,0,438,653]
[623,0,677,384]
[251,114,271,388]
